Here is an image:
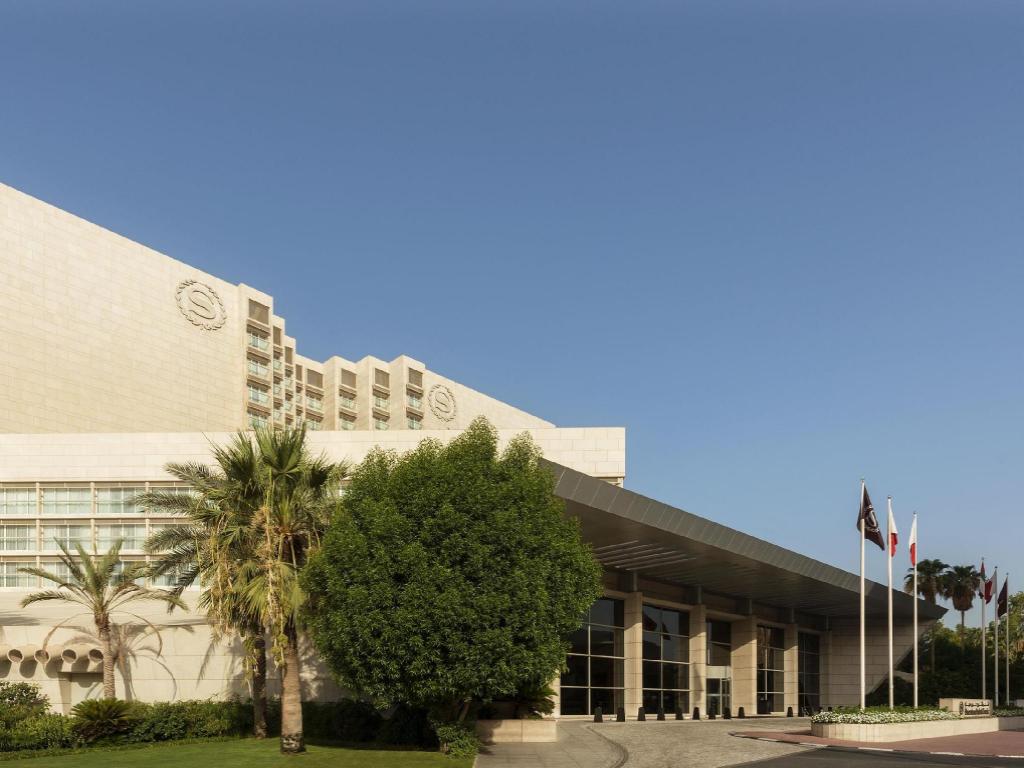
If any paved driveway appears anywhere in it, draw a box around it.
[476,717,814,768]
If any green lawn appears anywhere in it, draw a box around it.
[1,739,473,768]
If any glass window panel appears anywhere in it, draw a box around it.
[589,657,621,688]
[660,608,682,636]
[661,663,685,690]
[590,627,622,658]
[589,598,624,628]
[1,488,37,515]
[664,691,688,715]
[707,678,720,695]
[642,604,661,632]
[0,526,34,551]
[561,655,588,687]
[642,690,661,713]
[708,620,731,645]
[559,687,587,716]
[642,660,661,689]
[662,634,687,664]
[568,627,588,654]
[799,633,820,655]
[708,643,731,666]
[642,631,661,660]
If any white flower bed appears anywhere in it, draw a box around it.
[811,708,961,725]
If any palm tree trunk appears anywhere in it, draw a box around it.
[98,622,116,699]
[279,624,304,754]
[253,634,268,739]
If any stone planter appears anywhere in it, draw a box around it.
[475,718,558,744]
[811,716,1024,742]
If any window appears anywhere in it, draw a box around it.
[247,331,270,351]
[248,385,270,405]
[408,393,422,409]
[374,369,390,388]
[0,525,34,551]
[248,300,270,324]
[339,415,356,431]
[341,369,356,389]
[338,394,356,410]
[407,416,422,430]
[306,395,323,412]
[274,358,283,372]
[757,625,785,714]
[248,411,269,429]
[1,562,34,588]
[248,358,269,378]
[41,524,91,551]
[798,633,821,715]
[374,417,389,431]
[96,487,145,515]
[95,524,147,551]
[408,369,423,388]
[373,395,389,410]
[706,620,732,717]
[150,563,192,589]
[560,597,625,716]
[306,419,321,431]
[41,487,91,516]
[642,604,690,715]
[0,487,36,516]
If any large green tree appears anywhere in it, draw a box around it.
[904,558,949,670]
[944,564,982,644]
[303,418,602,748]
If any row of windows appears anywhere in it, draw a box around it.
[0,560,191,589]
[0,523,181,552]
[0,487,190,517]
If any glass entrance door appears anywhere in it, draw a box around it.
[707,677,731,717]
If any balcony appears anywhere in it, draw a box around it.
[247,333,270,353]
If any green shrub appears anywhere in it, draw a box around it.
[432,721,479,759]
[127,700,248,742]
[0,683,49,731]
[71,699,137,743]
[812,706,960,724]
[5,713,75,751]
[301,700,382,743]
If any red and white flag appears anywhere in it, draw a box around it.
[908,515,917,566]
[888,505,899,558]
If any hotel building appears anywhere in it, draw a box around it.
[0,182,942,716]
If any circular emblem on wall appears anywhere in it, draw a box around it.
[176,279,226,330]
[427,384,457,422]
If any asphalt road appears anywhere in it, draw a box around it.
[733,748,1024,768]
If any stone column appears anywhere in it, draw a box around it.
[784,624,799,715]
[623,591,644,719]
[731,616,758,716]
[689,605,707,716]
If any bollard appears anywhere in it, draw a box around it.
[709,711,717,720]
[723,707,731,720]
[692,707,700,720]
[637,706,646,722]
[675,706,683,721]
[594,706,603,723]
[616,707,626,722]
[787,707,794,718]
[737,706,745,719]
[657,705,666,721]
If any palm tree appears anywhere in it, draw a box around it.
[944,564,981,645]
[19,541,184,698]
[235,426,343,754]
[904,558,949,670]
[142,426,343,754]
[139,433,270,738]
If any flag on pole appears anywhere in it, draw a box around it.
[908,515,918,565]
[911,511,919,708]
[857,484,885,550]
[981,562,994,604]
[998,576,1009,617]
[888,505,899,557]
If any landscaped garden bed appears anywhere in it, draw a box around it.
[810,706,1024,742]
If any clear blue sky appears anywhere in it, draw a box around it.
[3,1,1021,624]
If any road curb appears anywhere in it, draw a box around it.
[730,731,1024,760]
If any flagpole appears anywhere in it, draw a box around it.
[995,567,1000,707]
[1007,573,1011,706]
[860,480,867,710]
[887,496,894,710]
[912,512,918,709]
[982,559,987,702]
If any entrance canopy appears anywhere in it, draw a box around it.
[548,462,945,622]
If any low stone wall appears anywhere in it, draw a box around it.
[812,716,1024,742]
[476,718,558,744]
